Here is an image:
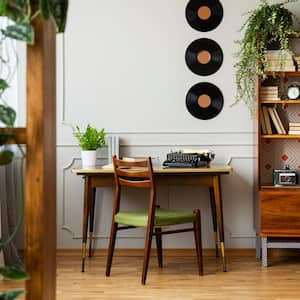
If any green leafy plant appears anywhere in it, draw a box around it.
[0,0,68,165]
[0,1,68,298]
[74,125,106,151]
[234,0,298,114]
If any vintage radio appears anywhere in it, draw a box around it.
[273,167,297,186]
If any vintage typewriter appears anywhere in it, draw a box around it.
[162,149,215,168]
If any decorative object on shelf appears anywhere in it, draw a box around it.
[186,82,224,120]
[185,0,223,32]
[74,124,106,167]
[287,83,300,99]
[273,165,297,186]
[185,38,223,76]
[233,0,298,114]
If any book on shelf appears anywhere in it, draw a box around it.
[265,66,296,72]
[289,126,300,131]
[266,50,293,60]
[260,108,267,134]
[288,130,300,134]
[267,107,283,134]
[272,107,286,134]
[289,122,300,127]
[260,86,279,99]
[262,106,272,134]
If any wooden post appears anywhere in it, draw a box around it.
[25,15,56,300]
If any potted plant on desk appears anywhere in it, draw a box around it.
[74,124,106,167]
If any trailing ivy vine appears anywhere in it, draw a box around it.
[233,0,299,115]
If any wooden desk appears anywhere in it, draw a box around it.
[72,164,231,272]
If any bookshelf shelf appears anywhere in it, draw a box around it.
[260,100,300,104]
[265,71,300,77]
[261,184,300,190]
[261,134,300,139]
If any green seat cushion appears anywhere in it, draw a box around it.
[114,208,196,227]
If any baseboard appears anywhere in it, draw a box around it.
[56,248,300,258]
[56,248,256,257]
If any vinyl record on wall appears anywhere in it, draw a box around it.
[185,38,223,76]
[185,0,223,32]
[186,82,223,120]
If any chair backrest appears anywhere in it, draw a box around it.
[112,156,155,189]
[112,156,157,215]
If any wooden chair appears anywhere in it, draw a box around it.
[106,155,203,284]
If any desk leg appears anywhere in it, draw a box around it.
[81,176,92,272]
[209,187,219,257]
[88,188,96,257]
[212,175,226,271]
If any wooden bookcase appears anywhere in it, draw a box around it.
[257,52,300,266]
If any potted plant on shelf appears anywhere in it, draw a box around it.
[74,124,106,167]
[234,0,298,114]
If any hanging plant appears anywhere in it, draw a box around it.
[233,0,299,114]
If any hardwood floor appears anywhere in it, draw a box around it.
[2,250,300,299]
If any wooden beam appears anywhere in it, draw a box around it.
[0,127,27,144]
[25,15,56,300]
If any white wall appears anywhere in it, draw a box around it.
[56,0,300,249]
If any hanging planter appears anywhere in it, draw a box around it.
[233,0,299,114]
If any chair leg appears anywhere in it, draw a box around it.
[155,227,163,268]
[142,225,154,284]
[106,222,118,277]
[193,209,203,276]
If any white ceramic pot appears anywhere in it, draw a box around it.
[81,150,97,168]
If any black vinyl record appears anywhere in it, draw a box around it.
[185,38,223,76]
[186,82,223,120]
[185,0,223,32]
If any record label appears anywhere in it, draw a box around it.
[198,6,211,20]
[186,0,223,32]
[185,38,223,76]
[186,82,223,120]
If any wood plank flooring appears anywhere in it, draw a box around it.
[1,251,300,299]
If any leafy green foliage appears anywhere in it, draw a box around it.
[0,0,8,15]
[2,23,34,44]
[0,104,16,126]
[234,0,298,114]
[74,125,106,150]
[0,266,29,281]
[39,0,50,19]
[0,290,24,300]
[0,0,68,40]
[48,0,68,33]
[0,134,10,145]
[1,0,27,23]
[0,149,14,165]
[0,79,9,91]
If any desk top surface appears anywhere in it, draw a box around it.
[72,164,232,175]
